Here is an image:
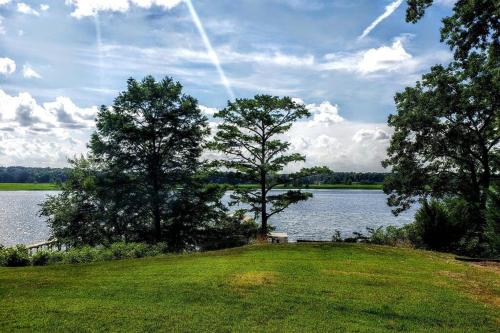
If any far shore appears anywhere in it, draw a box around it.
[0,182,383,191]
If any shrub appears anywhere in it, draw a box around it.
[413,199,467,252]
[47,251,65,265]
[0,245,30,267]
[63,246,99,264]
[31,251,51,266]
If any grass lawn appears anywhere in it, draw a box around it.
[0,183,59,191]
[233,183,384,190]
[0,243,498,332]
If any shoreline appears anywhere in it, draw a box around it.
[0,183,384,191]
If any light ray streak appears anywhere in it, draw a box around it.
[184,0,235,100]
[94,12,104,90]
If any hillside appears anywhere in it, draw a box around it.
[0,243,498,332]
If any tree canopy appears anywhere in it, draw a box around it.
[90,76,209,242]
[210,95,329,237]
[406,0,499,60]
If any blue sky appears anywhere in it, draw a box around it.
[0,0,455,170]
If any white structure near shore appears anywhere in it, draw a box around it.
[268,232,288,243]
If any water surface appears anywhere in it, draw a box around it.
[0,189,418,245]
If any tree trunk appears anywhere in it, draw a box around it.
[260,167,267,238]
[151,156,162,242]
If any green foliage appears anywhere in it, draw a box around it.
[31,251,51,266]
[210,95,327,236]
[40,157,108,247]
[383,54,499,217]
[40,76,242,251]
[64,246,101,264]
[0,245,30,267]
[413,199,469,252]
[90,76,209,242]
[406,0,499,60]
[365,225,419,247]
[390,0,500,257]
[0,242,174,267]
[484,183,500,256]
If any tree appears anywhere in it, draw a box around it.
[90,76,210,242]
[210,95,327,237]
[40,157,107,247]
[382,52,499,236]
[406,0,499,60]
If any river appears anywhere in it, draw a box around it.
[0,190,418,246]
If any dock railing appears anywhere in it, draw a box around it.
[26,240,63,254]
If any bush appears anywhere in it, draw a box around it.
[366,225,416,247]
[31,251,51,266]
[0,245,30,267]
[413,199,467,252]
[63,246,99,264]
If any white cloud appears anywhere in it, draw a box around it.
[0,57,16,75]
[320,38,450,76]
[17,3,40,16]
[0,0,11,6]
[352,128,390,143]
[22,64,42,79]
[40,4,50,11]
[359,0,403,39]
[43,97,97,128]
[0,89,97,166]
[199,105,218,116]
[206,98,392,172]
[306,101,344,126]
[0,89,97,129]
[66,0,182,18]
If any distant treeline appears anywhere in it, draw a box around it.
[208,171,387,185]
[0,167,69,183]
[0,167,386,185]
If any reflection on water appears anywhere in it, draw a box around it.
[222,189,417,241]
[0,191,57,246]
[0,189,418,245]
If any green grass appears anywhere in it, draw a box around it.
[233,183,384,190]
[1,243,498,332]
[0,183,59,191]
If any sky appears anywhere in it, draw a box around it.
[0,0,455,171]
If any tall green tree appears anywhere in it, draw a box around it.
[406,0,499,60]
[384,1,499,253]
[90,76,210,242]
[210,95,326,237]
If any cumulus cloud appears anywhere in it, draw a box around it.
[320,38,450,76]
[206,98,391,172]
[306,101,344,126]
[0,0,11,5]
[17,3,40,16]
[66,0,183,18]
[352,128,390,143]
[0,57,16,75]
[0,89,97,129]
[281,99,393,172]
[44,97,97,128]
[40,4,50,11]
[0,90,97,166]
[22,64,42,79]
